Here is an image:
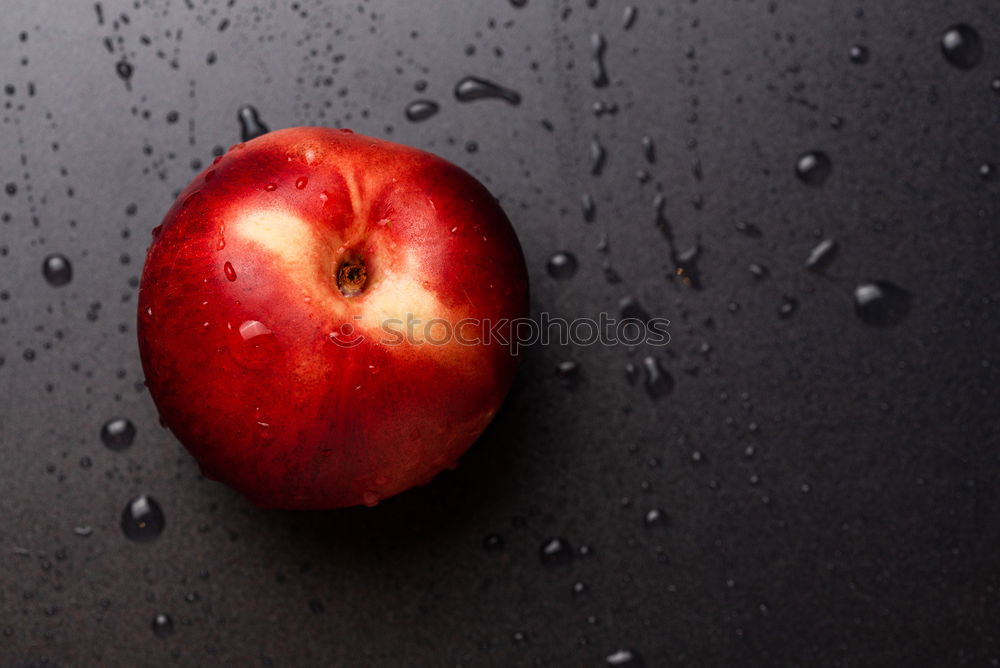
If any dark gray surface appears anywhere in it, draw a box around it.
[1,0,999,665]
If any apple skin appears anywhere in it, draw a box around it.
[137,127,529,509]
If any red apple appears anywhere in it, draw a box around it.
[137,127,529,509]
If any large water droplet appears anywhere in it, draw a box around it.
[546,252,578,280]
[940,24,982,70]
[121,495,165,542]
[454,77,521,105]
[42,254,72,287]
[404,100,440,122]
[539,537,574,566]
[101,418,136,451]
[795,151,832,186]
[237,105,269,141]
[854,281,911,326]
[223,261,237,281]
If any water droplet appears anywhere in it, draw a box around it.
[115,60,133,82]
[101,418,136,451]
[795,150,832,186]
[223,261,237,281]
[295,176,308,189]
[237,104,269,142]
[606,649,644,667]
[640,136,655,163]
[454,76,521,105]
[590,33,609,87]
[42,254,72,287]
[643,508,666,526]
[748,263,768,279]
[238,320,272,341]
[556,360,580,381]
[991,77,1000,94]
[978,162,996,181]
[642,356,673,398]
[590,137,606,175]
[940,24,982,70]
[854,281,911,326]
[121,495,165,542]
[622,5,638,30]
[483,534,504,550]
[778,296,799,319]
[848,44,869,64]
[546,251,578,279]
[581,192,596,221]
[539,537,574,566]
[509,0,527,7]
[805,238,838,271]
[619,296,650,323]
[404,99,440,122]
[151,613,174,638]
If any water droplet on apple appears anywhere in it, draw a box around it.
[546,251,578,280]
[539,537,574,566]
[295,176,308,189]
[362,491,379,507]
[223,261,237,281]
[265,183,277,191]
[454,76,522,105]
[238,320,272,341]
[121,495,165,542]
[42,254,72,287]
[101,418,136,451]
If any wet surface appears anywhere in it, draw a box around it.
[0,0,998,665]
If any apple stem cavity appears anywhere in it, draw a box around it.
[337,259,367,297]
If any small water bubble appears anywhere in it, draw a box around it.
[795,150,832,186]
[151,613,174,638]
[42,254,72,287]
[539,537,574,566]
[581,192,596,221]
[404,100,440,122]
[223,261,237,281]
[619,296,650,323]
[848,45,869,64]
[940,24,982,70]
[483,534,504,550]
[643,508,666,527]
[622,6,638,30]
[805,239,838,271]
[640,136,655,163]
[641,356,673,398]
[590,33,609,87]
[606,649,644,667]
[556,360,580,381]
[295,176,309,189]
[454,76,521,105]
[978,162,996,181]
[778,296,799,319]
[589,137,607,175]
[546,251,578,280]
[115,60,133,82]
[101,418,136,451]
[121,495,165,542]
[748,263,767,279]
[854,281,911,326]
[237,105,269,141]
